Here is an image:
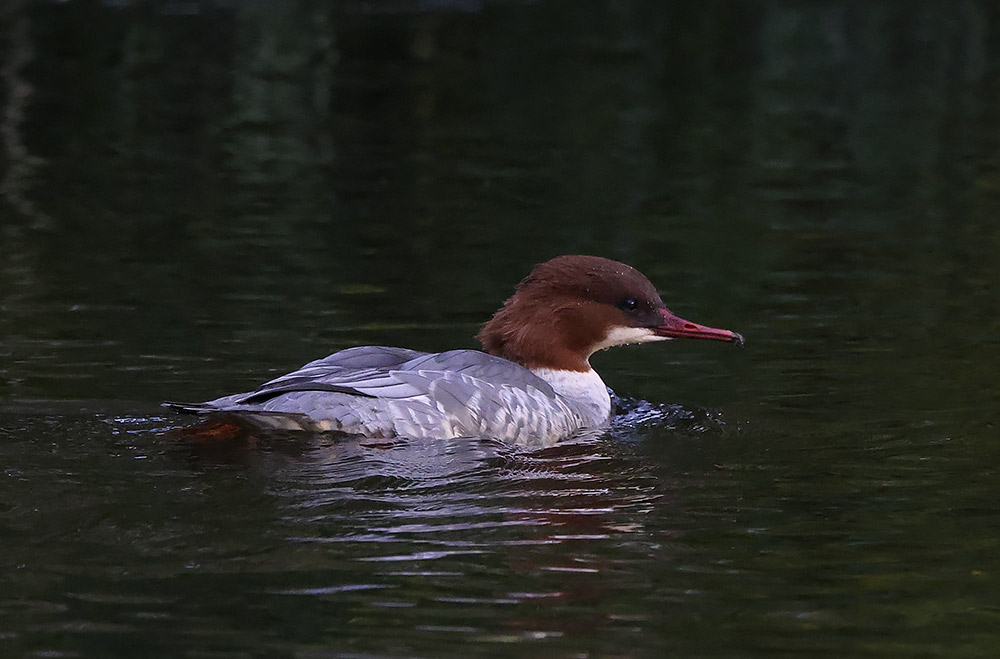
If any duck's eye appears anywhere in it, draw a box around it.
[620,298,638,311]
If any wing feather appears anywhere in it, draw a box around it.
[169,347,564,439]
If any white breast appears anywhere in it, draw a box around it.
[529,368,612,428]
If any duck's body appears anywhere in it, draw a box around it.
[165,255,742,443]
[167,347,611,442]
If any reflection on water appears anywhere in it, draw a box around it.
[0,409,669,654]
[2,0,1000,657]
[4,401,997,657]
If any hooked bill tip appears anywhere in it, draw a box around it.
[731,332,746,348]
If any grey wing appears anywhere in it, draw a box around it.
[354,368,564,439]
[398,350,556,397]
[242,348,553,405]
[165,347,430,413]
[234,346,432,403]
[165,347,567,439]
[296,346,428,370]
[262,346,428,388]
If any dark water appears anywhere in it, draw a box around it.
[3,1,1000,656]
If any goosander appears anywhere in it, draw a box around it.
[165,255,743,442]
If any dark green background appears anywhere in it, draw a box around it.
[2,1,999,657]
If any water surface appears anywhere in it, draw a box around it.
[2,1,1000,657]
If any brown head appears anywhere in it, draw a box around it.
[477,255,743,372]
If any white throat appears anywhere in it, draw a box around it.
[589,326,669,355]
